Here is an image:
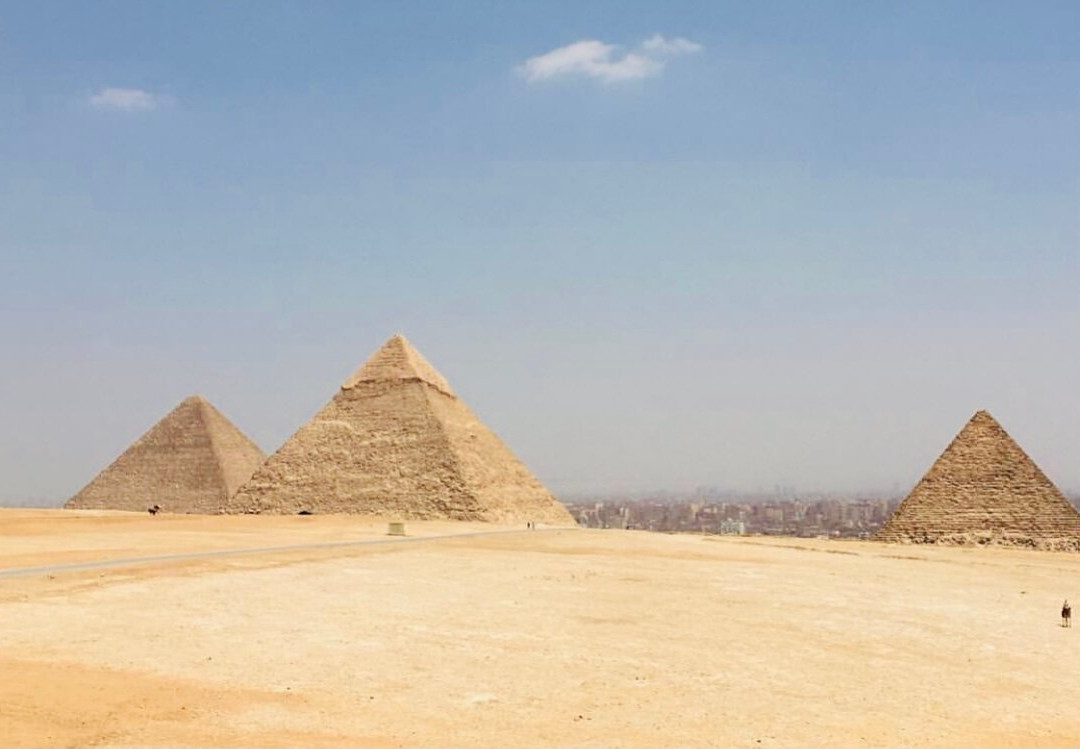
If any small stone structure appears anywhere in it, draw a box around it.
[227,334,574,525]
[876,410,1080,550]
[66,396,266,514]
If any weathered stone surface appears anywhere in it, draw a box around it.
[226,334,574,525]
[876,410,1080,549]
[66,396,266,514]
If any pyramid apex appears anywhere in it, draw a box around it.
[341,334,455,396]
[967,410,1003,428]
[178,395,221,421]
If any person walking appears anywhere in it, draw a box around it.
[1062,600,1071,628]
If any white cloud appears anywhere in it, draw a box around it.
[517,40,661,84]
[517,35,702,85]
[89,88,170,112]
[641,35,703,57]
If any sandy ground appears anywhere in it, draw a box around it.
[2,510,1080,747]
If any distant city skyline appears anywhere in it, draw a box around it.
[1,2,1078,502]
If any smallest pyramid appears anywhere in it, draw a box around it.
[876,410,1080,549]
[66,396,266,514]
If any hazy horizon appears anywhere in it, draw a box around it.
[2,2,1078,503]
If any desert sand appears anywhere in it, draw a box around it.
[2,508,1079,748]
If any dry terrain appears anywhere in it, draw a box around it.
[2,509,1079,747]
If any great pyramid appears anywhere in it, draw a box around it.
[226,334,574,524]
[66,396,266,514]
[876,410,1080,549]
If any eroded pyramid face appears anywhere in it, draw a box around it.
[227,335,574,525]
[66,396,266,514]
[876,410,1080,548]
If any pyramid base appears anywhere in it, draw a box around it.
[875,529,1080,552]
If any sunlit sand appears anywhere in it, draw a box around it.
[2,509,1078,747]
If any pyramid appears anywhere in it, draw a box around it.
[876,410,1080,549]
[66,396,266,514]
[227,334,574,524]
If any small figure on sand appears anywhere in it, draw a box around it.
[1062,600,1071,628]
[147,504,161,516]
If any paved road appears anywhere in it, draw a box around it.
[0,527,562,581]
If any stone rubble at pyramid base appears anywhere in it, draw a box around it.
[877,530,1080,552]
[228,491,572,525]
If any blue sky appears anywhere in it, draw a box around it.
[1,1,1078,501]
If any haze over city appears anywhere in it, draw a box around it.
[2,1,1078,503]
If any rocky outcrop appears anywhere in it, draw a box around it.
[876,410,1080,549]
[66,396,266,514]
[226,334,574,525]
